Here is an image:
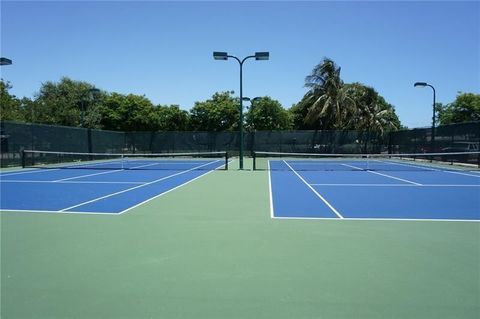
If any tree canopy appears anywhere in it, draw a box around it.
[343,83,401,133]
[189,91,239,131]
[437,92,480,125]
[32,77,104,128]
[297,58,401,134]
[100,93,159,131]
[156,105,189,131]
[1,81,23,121]
[4,60,476,133]
[245,97,292,130]
[303,58,355,129]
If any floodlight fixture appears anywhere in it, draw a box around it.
[255,52,269,61]
[414,82,428,87]
[243,96,262,103]
[0,57,12,65]
[213,52,228,60]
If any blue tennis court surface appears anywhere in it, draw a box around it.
[269,160,480,221]
[0,159,226,214]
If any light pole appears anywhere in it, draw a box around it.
[213,51,269,169]
[414,82,436,152]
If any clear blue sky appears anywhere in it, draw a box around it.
[1,1,479,128]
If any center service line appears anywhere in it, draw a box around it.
[341,163,422,185]
[53,169,125,182]
[283,160,344,219]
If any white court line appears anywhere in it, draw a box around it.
[53,159,214,182]
[0,209,119,215]
[341,163,422,185]
[271,216,480,223]
[0,168,61,177]
[129,161,209,165]
[309,183,480,187]
[283,160,344,219]
[268,160,274,219]
[374,159,480,178]
[2,208,478,222]
[59,160,221,212]
[0,179,143,184]
[0,160,123,177]
[52,159,171,182]
[53,169,125,182]
[118,159,232,214]
[128,162,170,169]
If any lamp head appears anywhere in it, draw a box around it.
[414,82,428,88]
[0,57,12,65]
[213,52,228,60]
[255,52,269,60]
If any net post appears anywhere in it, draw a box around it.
[253,151,256,170]
[225,152,228,170]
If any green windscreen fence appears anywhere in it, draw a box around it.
[251,130,386,154]
[389,122,480,153]
[1,121,478,167]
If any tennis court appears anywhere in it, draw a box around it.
[1,150,479,319]
[261,153,480,221]
[0,151,228,214]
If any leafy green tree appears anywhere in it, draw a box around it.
[438,92,480,124]
[303,58,355,129]
[100,93,158,131]
[0,80,24,121]
[289,92,324,130]
[245,97,292,130]
[19,98,37,123]
[156,105,189,131]
[189,91,239,131]
[33,77,103,128]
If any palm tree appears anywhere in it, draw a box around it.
[344,83,399,152]
[304,58,355,129]
[347,84,399,134]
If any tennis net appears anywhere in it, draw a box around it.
[22,150,229,170]
[252,151,480,172]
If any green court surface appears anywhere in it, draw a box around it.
[1,162,479,319]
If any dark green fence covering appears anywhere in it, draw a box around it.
[1,120,478,167]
